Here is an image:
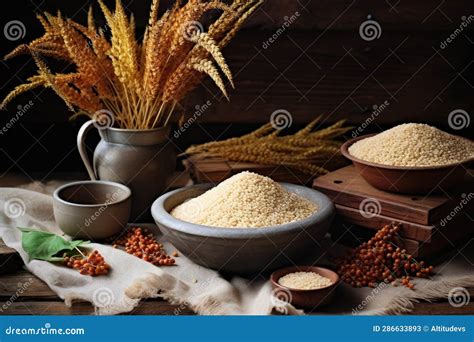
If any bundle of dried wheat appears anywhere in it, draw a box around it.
[184,116,352,176]
[1,0,263,129]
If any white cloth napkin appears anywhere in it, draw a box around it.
[0,184,473,315]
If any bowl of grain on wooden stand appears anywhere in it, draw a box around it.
[341,131,473,194]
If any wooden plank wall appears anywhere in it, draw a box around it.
[0,0,472,173]
[199,0,474,125]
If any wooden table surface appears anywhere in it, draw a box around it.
[1,270,473,315]
[1,172,473,315]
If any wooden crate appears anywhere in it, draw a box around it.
[183,155,331,185]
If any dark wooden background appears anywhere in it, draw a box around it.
[0,0,472,176]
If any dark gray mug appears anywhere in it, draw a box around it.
[53,180,131,240]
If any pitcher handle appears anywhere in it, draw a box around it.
[77,120,97,180]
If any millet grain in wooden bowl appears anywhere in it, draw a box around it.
[270,266,339,309]
[342,123,474,194]
[278,271,333,290]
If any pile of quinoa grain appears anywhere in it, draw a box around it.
[348,123,474,167]
[170,171,318,228]
[278,271,333,290]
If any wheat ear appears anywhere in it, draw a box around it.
[189,58,228,99]
[191,32,234,87]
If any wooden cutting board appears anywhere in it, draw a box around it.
[331,203,472,257]
[313,165,473,226]
[314,165,474,257]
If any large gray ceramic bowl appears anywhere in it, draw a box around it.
[151,183,335,274]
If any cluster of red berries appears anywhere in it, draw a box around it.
[114,227,176,266]
[336,223,434,290]
[63,250,110,276]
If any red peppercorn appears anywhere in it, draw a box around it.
[113,227,175,266]
[336,223,433,290]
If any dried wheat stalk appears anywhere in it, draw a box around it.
[1,0,262,129]
[184,117,352,176]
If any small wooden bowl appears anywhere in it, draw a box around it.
[341,134,473,194]
[270,266,339,310]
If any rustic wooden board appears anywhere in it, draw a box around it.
[1,271,474,315]
[2,298,473,315]
[183,155,336,185]
[0,301,195,316]
[246,0,474,31]
[201,31,472,126]
[0,239,22,275]
[331,199,474,258]
[330,218,472,259]
[0,271,56,298]
[15,0,473,32]
[331,221,422,257]
[335,203,473,242]
[335,204,434,242]
[313,166,472,225]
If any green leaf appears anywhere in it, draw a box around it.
[18,228,90,262]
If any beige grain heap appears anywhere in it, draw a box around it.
[170,171,317,228]
[348,123,474,167]
[278,271,333,290]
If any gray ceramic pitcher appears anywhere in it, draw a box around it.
[77,120,175,221]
